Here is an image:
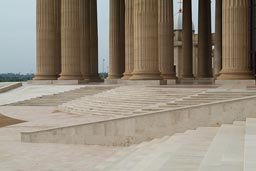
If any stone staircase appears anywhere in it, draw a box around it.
[9,86,115,106]
[92,119,256,171]
[59,86,256,119]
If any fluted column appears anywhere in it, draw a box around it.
[158,0,176,79]
[58,0,82,80]
[218,0,254,80]
[182,0,194,78]
[122,0,134,80]
[130,0,162,80]
[120,0,125,76]
[80,0,91,80]
[89,0,100,80]
[107,0,123,79]
[34,0,59,80]
[54,0,61,77]
[198,0,212,78]
[214,0,222,77]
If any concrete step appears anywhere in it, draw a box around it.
[94,128,219,171]
[199,124,245,171]
[244,118,256,171]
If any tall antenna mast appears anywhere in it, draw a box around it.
[178,0,183,13]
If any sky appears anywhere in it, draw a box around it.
[0,0,215,74]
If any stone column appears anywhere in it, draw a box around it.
[198,0,212,78]
[80,0,91,80]
[158,0,176,79]
[120,0,125,76]
[58,0,82,80]
[218,0,254,80]
[130,0,162,80]
[89,0,100,80]
[34,0,59,80]
[182,0,194,78]
[122,0,134,80]
[54,0,61,77]
[214,0,222,77]
[107,0,123,79]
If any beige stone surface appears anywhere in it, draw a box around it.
[122,0,134,80]
[58,0,83,80]
[130,0,162,80]
[107,0,124,79]
[214,0,222,77]
[218,0,254,80]
[80,0,91,80]
[158,0,176,80]
[34,0,60,80]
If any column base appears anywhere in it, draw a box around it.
[178,78,215,85]
[161,73,177,80]
[90,74,102,82]
[215,80,256,88]
[33,75,58,80]
[58,74,83,80]
[107,74,123,80]
[53,80,89,85]
[217,70,255,80]
[130,71,162,80]
[121,73,132,80]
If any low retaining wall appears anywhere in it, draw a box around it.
[21,96,256,146]
[0,82,22,93]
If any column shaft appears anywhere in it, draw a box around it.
[130,0,162,80]
[58,0,82,80]
[198,0,212,78]
[108,0,123,79]
[120,0,125,76]
[122,0,134,80]
[218,0,254,80]
[80,0,91,80]
[89,0,100,80]
[159,0,176,79]
[214,0,222,77]
[54,0,61,77]
[182,0,194,78]
[34,0,59,80]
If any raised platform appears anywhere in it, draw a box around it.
[0,82,22,93]
[215,80,256,88]
[28,80,89,85]
[21,88,256,146]
[104,79,168,85]
[177,78,215,85]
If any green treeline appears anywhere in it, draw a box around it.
[0,73,34,82]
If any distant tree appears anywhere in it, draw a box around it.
[0,73,34,82]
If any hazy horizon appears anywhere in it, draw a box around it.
[0,0,215,74]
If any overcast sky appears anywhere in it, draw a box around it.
[0,0,215,74]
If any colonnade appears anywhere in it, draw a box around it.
[34,0,100,81]
[34,0,255,82]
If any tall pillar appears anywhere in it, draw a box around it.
[107,0,123,79]
[130,0,162,80]
[122,0,134,80]
[182,0,194,78]
[158,0,176,79]
[218,0,254,80]
[120,0,125,76]
[34,0,59,80]
[89,0,100,80]
[58,0,82,80]
[54,0,61,77]
[80,0,91,80]
[198,0,212,78]
[214,0,222,77]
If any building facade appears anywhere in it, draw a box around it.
[34,0,256,82]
